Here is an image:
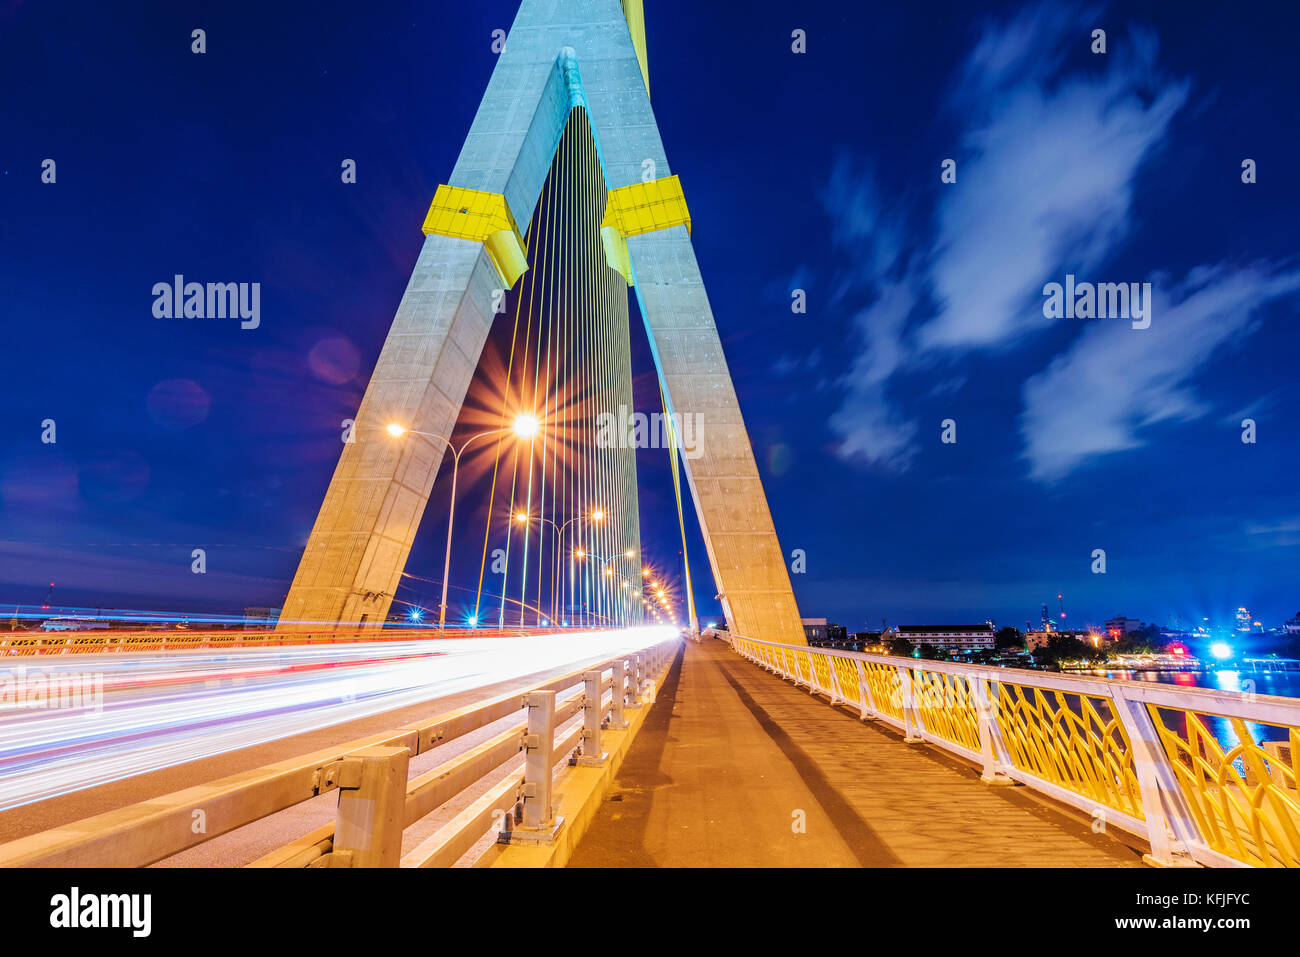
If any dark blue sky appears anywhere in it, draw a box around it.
[2,0,1297,633]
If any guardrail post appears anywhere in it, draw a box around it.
[609,659,627,729]
[1111,690,1200,867]
[627,653,644,709]
[511,690,562,843]
[896,665,924,744]
[854,658,876,719]
[974,678,1013,785]
[825,652,845,706]
[331,745,410,867]
[578,670,607,766]
[807,650,823,693]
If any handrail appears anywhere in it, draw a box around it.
[726,633,1300,868]
[0,637,680,868]
[0,626,589,657]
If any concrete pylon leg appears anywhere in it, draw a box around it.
[280,30,585,632]
[280,0,804,642]
[625,232,805,645]
[279,242,500,631]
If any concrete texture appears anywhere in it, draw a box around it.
[281,0,804,644]
[568,638,1145,867]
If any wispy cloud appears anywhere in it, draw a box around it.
[820,2,1300,482]
[829,281,919,468]
[1020,264,1300,480]
[820,155,905,278]
[919,39,1188,349]
[771,346,823,377]
[1242,517,1300,549]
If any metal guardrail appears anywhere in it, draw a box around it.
[727,634,1300,868]
[0,636,680,868]
[0,626,571,657]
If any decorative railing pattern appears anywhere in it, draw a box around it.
[1150,707,1300,867]
[728,634,1300,868]
[994,681,1142,819]
[912,670,981,752]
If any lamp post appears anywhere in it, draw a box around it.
[635,568,670,627]
[514,507,603,627]
[387,413,540,628]
[575,547,636,627]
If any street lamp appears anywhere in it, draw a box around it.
[387,412,541,628]
[514,506,603,627]
[576,546,639,628]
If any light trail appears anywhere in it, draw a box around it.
[0,627,674,811]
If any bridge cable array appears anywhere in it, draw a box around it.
[452,109,643,630]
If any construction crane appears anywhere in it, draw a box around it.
[1058,593,1067,622]
[41,581,55,610]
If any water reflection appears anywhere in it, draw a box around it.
[1074,667,1297,750]
[1098,666,1300,701]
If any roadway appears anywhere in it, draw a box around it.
[0,628,672,856]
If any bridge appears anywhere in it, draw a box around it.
[1,0,1297,873]
[1,630,1296,868]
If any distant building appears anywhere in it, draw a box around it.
[1025,630,1053,651]
[1286,613,1300,636]
[897,624,994,653]
[854,631,887,652]
[1236,607,1252,633]
[801,617,828,644]
[1028,629,1104,651]
[1105,616,1144,639]
[243,607,282,630]
[826,622,848,645]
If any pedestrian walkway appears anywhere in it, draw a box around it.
[568,637,1143,867]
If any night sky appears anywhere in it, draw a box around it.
[2,0,1297,634]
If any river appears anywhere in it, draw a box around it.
[1081,666,1300,700]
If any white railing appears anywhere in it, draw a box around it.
[727,634,1300,868]
[0,637,679,868]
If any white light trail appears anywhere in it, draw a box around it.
[0,627,673,811]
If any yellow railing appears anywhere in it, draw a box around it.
[862,660,905,722]
[1150,707,1300,867]
[995,681,1142,819]
[912,670,981,753]
[728,633,1300,868]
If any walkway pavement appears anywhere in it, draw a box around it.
[569,637,1143,867]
